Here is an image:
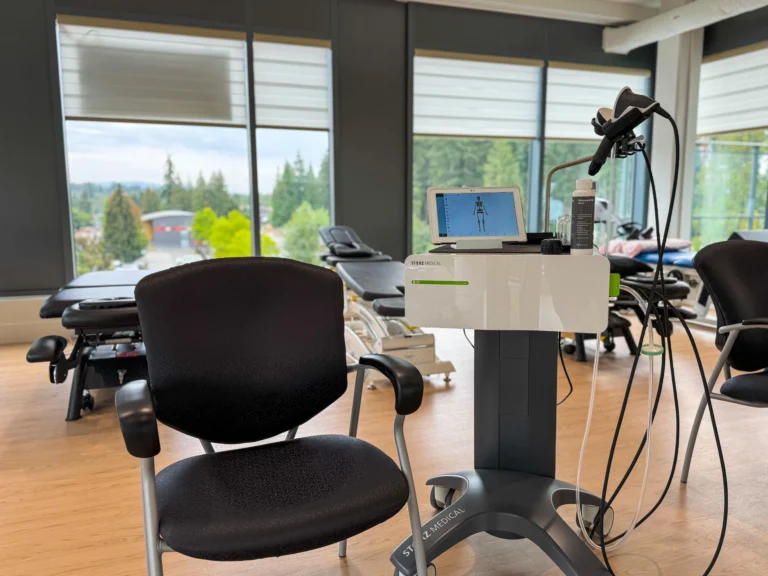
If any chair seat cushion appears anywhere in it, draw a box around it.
[720,372,768,403]
[156,435,409,561]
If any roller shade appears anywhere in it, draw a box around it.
[698,46,768,135]
[58,23,247,126]
[413,54,541,138]
[546,66,651,140]
[253,41,332,130]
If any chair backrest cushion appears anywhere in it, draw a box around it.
[135,258,347,444]
[694,240,768,372]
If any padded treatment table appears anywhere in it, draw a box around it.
[335,261,404,301]
[29,270,151,421]
[40,270,151,318]
[322,253,392,266]
[636,250,696,267]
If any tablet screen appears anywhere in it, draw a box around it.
[435,191,519,238]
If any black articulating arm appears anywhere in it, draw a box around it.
[115,380,161,458]
[359,354,424,415]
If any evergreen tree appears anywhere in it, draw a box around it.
[192,172,208,212]
[206,170,238,215]
[483,140,528,203]
[140,187,161,214]
[76,192,93,214]
[284,202,329,264]
[71,208,92,231]
[160,155,176,206]
[102,185,147,264]
[271,162,299,227]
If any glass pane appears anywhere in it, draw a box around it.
[412,136,531,254]
[256,128,331,263]
[692,130,768,250]
[65,121,251,275]
[543,140,638,237]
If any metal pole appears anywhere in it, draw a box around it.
[544,156,593,232]
[140,458,164,576]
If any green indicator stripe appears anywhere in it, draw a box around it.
[411,280,469,286]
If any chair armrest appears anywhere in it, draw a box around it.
[743,318,768,326]
[26,335,68,363]
[115,380,160,458]
[359,354,423,415]
[720,319,768,333]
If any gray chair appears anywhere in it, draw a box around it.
[681,240,768,483]
[115,258,430,575]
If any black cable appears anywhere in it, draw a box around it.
[597,111,680,572]
[594,113,728,576]
[589,149,681,542]
[463,329,474,349]
[557,333,574,406]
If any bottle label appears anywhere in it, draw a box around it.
[571,196,595,251]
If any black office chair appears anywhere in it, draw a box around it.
[115,258,430,575]
[681,240,768,483]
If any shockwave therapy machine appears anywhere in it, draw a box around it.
[391,90,729,576]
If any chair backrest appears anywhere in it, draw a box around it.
[135,258,347,444]
[694,240,768,372]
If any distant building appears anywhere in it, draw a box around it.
[141,210,194,248]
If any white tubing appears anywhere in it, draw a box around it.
[575,326,656,551]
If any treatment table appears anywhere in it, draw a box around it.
[27,270,151,421]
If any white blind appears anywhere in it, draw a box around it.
[698,46,768,135]
[253,41,332,130]
[414,55,541,138]
[546,66,650,140]
[58,24,247,126]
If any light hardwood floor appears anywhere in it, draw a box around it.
[1,325,767,576]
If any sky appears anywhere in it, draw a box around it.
[64,121,330,196]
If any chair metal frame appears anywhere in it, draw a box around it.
[126,362,429,576]
[681,321,768,483]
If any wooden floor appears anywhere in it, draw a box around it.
[2,324,767,576]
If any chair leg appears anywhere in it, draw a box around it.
[575,333,587,363]
[623,326,638,356]
[65,360,86,422]
[338,539,347,558]
[681,331,738,484]
[140,458,164,576]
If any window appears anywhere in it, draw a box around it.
[412,53,540,253]
[544,66,650,235]
[58,20,252,275]
[253,39,333,263]
[692,47,768,249]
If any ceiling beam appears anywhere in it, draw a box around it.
[604,0,768,54]
[397,0,659,25]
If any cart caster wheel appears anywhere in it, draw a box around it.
[563,344,576,355]
[81,393,95,411]
[443,373,451,384]
[394,563,437,576]
[576,504,614,543]
[429,486,456,510]
[668,270,684,281]
[604,341,616,352]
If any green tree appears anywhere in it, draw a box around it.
[206,170,238,215]
[260,233,279,256]
[191,207,217,244]
[284,202,329,264]
[160,155,176,206]
[305,152,331,210]
[209,210,253,258]
[75,236,112,275]
[76,192,93,214]
[141,187,161,214]
[102,185,147,264]
[71,208,92,231]
[271,162,299,227]
[483,140,527,198]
